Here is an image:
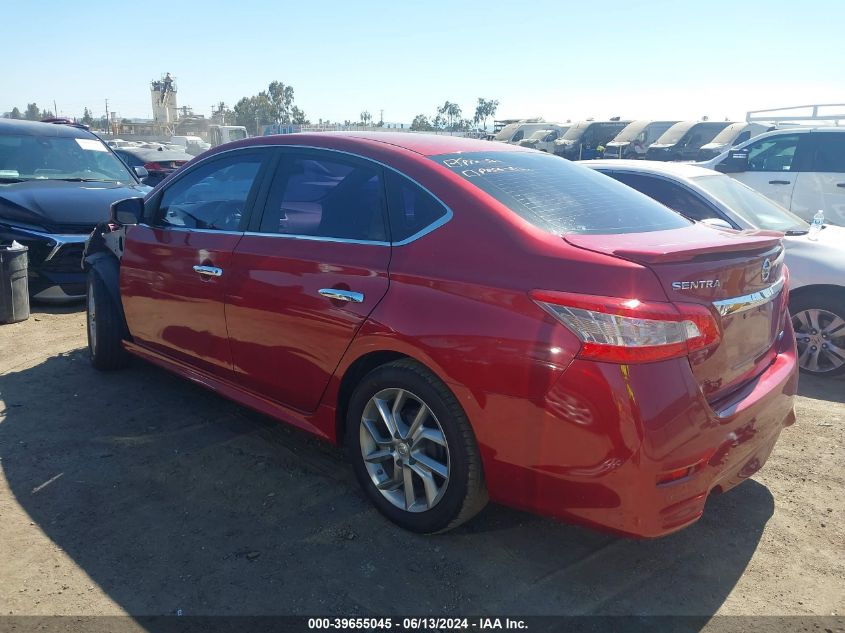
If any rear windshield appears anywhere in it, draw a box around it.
[612,121,650,143]
[493,124,520,141]
[707,123,745,145]
[655,122,697,145]
[432,151,691,235]
[561,122,589,141]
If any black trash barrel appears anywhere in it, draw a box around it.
[0,243,30,324]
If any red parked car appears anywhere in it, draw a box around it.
[83,133,798,536]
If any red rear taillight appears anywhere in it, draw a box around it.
[144,162,163,171]
[530,290,721,363]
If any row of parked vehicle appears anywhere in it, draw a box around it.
[496,119,845,227]
[1,117,842,376]
[0,117,840,539]
[495,119,773,161]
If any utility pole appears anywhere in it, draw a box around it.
[53,100,58,118]
[104,98,109,134]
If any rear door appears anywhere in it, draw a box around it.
[791,132,845,225]
[121,149,269,377]
[730,133,806,211]
[224,148,392,412]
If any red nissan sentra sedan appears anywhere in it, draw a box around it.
[83,132,798,536]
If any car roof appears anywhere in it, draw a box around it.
[585,159,719,180]
[223,131,530,158]
[0,118,98,139]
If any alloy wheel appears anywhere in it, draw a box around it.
[793,308,845,373]
[359,388,450,513]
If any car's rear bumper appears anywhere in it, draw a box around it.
[473,318,798,538]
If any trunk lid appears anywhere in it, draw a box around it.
[565,225,788,401]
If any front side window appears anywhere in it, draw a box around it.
[433,151,690,235]
[155,153,263,230]
[511,130,525,142]
[258,153,387,242]
[809,133,845,173]
[607,172,721,223]
[745,134,800,172]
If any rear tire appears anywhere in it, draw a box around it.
[346,359,488,533]
[86,270,129,371]
[790,291,845,376]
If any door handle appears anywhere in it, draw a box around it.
[768,180,791,185]
[837,183,845,188]
[193,265,223,277]
[318,288,364,303]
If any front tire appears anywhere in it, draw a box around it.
[791,292,845,376]
[86,271,129,371]
[346,359,487,533]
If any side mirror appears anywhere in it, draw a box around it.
[700,218,735,230]
[716,149,749,173]
[110,197,144,225]
[133,166,149,179]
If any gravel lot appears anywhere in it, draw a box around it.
[1,305,843,620]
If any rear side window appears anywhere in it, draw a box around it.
[432,151,690,235]
[258,153,387,242]
[607,172,722,223]
[385,171,449,242]
[116,151,142,167]
[809,133,845,173]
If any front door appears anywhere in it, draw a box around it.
[731,133,805,211]
[224,149,392,412]
[121,150,268,377]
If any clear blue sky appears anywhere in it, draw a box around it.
[2,0,842,125]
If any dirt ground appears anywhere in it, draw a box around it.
[0,305,843,621]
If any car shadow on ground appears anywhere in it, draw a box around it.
[0,350,776,626]
[797,372,845,404]
[28,300,85,316]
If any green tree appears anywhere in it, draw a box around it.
[437,101,463,131]
[473,98,500,133]
[24,103,40,120]
[360,110,372,126]
[267,80,295,125]
[9,107,22,119]
[291,106,308,125]
[81,107,94,127]
[233,81,306,134]
[410,114,433,131]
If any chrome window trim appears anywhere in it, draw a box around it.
[242,231,389,246]
[136,224,243,236]
[149,143,454,246]
[712,275,785,317]
[203,143,454,246]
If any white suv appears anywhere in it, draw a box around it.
[698,128,845,226]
